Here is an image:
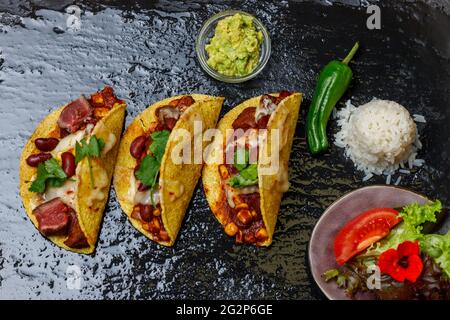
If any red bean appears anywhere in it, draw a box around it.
[139,204,153,222]
[61,152,76,177]
[130,135,148,159]
[34,138,59,152]
[26,153,52,167]
[138,182,149,192]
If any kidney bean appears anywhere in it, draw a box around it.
[61,152,76,177]
[139,204,153,222]
[35,138,59,151]
[130,135,148,159]
[26,153,52,167]
[138,182,149,192]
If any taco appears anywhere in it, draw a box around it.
[202,91,302,246]
[19,86,126,254]
[114,94,224,246]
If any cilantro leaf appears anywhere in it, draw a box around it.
[29,164,49,193]
[75,135,105,164]
[75,135,105,188]
[44,158,67,179]
[134,131,170,207]
[136,130,170,188]
[135,155,160,187]
[150,130,170,162]
[29,158,67,193]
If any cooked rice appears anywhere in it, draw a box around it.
[334,99,424,180]
[413,114,426,123]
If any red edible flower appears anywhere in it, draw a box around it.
[378,240,423,283]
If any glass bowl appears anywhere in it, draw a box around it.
[195,10,271,84]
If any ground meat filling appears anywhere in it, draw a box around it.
[27,87,123,249]
[129,96,195,241]
[219,92,292,245]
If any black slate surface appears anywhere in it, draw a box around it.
[0,0,449,299]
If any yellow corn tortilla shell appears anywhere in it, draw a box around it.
[19,100,126,254]
[113,94,224,246]
[202,92,302,246]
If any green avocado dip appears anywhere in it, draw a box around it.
[205,13,263,77]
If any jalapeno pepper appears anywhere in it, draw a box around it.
[306,42,359,155]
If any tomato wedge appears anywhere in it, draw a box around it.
[334,208,401,265]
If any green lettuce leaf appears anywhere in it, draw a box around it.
[233,148,250,172]
[421,231,450,278]
[364,200,442,256]
[228,164,258,188]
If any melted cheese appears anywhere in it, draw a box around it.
[44,179,77,208]
[224,184,259,208]
[158,106,180,120]
[86,166,108,207]
[225,186,236,209]
[128,173,137,203]
[129,174,161,205]
[255,97,277,122]
[134,187,160,206]
[164,180,185,202]
[102,132,117,155]
[51,130,85,159]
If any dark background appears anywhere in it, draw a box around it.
[0,0,449,299]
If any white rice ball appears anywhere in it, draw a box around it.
[334,99,421,177]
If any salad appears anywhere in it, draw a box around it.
[324,200,449,299]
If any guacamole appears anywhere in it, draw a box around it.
[205,13,263,77]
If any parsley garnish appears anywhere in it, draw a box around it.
[29,158,68,193]
[135,130,170,206]
[75,135,105,188]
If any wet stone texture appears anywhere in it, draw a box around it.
[0,0,449,299]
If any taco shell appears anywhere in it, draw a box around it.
[202,92,302,246]
[114,94,224,246]
[19,96,126,254]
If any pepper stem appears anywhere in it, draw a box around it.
[342,42,359,65]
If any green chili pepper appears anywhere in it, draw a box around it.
[306,42,359,155]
